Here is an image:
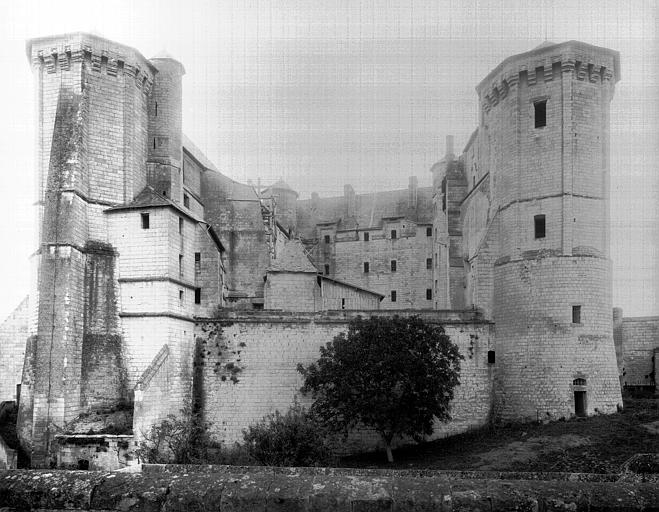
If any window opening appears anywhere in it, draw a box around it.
[391,260,397,272]
[364,232,369,241]
[178,254,183,277]
[426,289,432,300]
[183,194,190,208]
[179,290,184,302]
[488,350,495,364]
[363,262,369,273]
[141,213,150,229]
[572,305,582,324]
[426,258,432,270]
[391,290,397,302]
[324,235,330,244]
[324,264,330,275]
[426,227,432,237]
[341,298,345,310]
[391,229,397,239]
[534,100,547,128]
[534,215,546,239]
[195,288,201,304]
[179,217,183,234]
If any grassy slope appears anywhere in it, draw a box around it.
[341,397,659,473]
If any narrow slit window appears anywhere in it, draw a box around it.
[391,290,397,302]
[534,215,546,239]
[534,100,547,128]
[141,213,150,229]
[363,232,369,241]
[178,254,183,277]
[426,289,432,300]
[341,298,345,310]
[155,102,158,116]
[179,217,184,234]
[179,290,184,302]
[363,262,369,273]
[194,288,201,304]
[572,305,582,324]
[391,260,397,272]
[183,194,190,208]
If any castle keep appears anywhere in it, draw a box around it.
[0,33,631,468]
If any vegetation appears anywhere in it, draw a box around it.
[298,315,462,462]
[242,401,336,467]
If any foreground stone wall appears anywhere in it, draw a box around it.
[1,468,658,511]
[196,310,494,452]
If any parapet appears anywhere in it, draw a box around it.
[26,32,156,94]
[477,40,620,114]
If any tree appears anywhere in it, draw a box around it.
[297,315,462,463]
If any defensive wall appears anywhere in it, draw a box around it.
[613,310,659,390]
[195,309,495,451]
[1,465,658,511]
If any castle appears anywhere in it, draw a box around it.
[0,33,637,469]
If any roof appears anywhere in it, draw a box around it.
[268,239,317,273]
[182,134,219,173]
[296,186,434,238]
[262,179,299,198]
[318,275,385,299]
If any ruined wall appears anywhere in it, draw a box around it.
[0,297,29,402]
[619,316,659,388]
[196,310,494,452]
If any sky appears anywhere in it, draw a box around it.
[0,0,657,319]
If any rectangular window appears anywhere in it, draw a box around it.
[195,253,201,274]
[179,254,183,277]
[183,194,190,208]
[534,100,547,128]
[390,260,397,272]
[179,217,184,234]
[324,235,331,244]
[179,290,184,302]
[141,213,150,229]
[363,262,369,273]
[391,290,397,302]
[426,227,432,237]
[426,258,432,270]
[194,287,201,304]
[341,298,345,310]
[488,350,496,364]
[534,215,546,239]
[426,289,432,300]
[194,252,201,262]
[324,264,330,275]
[391,229,397,239]
[572,305,582,324]
[363,232,369,241]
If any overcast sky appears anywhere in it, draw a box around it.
[0,0,656,319]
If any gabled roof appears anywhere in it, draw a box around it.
[317,275,385,299]
[268,239,317,273]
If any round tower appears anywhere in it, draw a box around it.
[479,41,622,420]
[147,55,185,202]
[270,179,299,234]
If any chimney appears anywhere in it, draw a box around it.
[408,176,418,209]
[445,135,454,158]
[344,184,355,219]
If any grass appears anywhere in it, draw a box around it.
[340,396,659,473]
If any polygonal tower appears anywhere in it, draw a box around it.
[475,41,622,420]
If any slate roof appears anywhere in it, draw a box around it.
[268,239,317,273]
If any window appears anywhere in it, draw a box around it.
[141,213,150,229]
[194,252,201,262]
[179,254,183,277]
[363,262,369,273]
[426,258,432,270]
[183,194,190,208]
[391,290,397,302]
[572,305,582,324]
[426,289,432,300]
[194,288,201,304]
[324,235,331,244]
[179,290,184,302]
[179,217,184,234]
[391,229,397,239]
[324,264,330,275]
[363,232,369,241]
[341,298,345,310]
[534,215,546,239]
[573,378,586,386]
[488,351,496,364]
[534,100,547,128]
[390,260,397,272]
[426,227,432,237]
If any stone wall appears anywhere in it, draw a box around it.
[195,310,494,452]
[55,435,135,471]
[618,316,659,388]
[0,297,28,402]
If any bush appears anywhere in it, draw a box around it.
[136,406,218,464]
[242,402,336,467]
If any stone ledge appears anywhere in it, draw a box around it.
[1,468,658,511]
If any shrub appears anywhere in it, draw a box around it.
[242,402,335,467]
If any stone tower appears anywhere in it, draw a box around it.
[469,41,622,420]
[19,33,155,466]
